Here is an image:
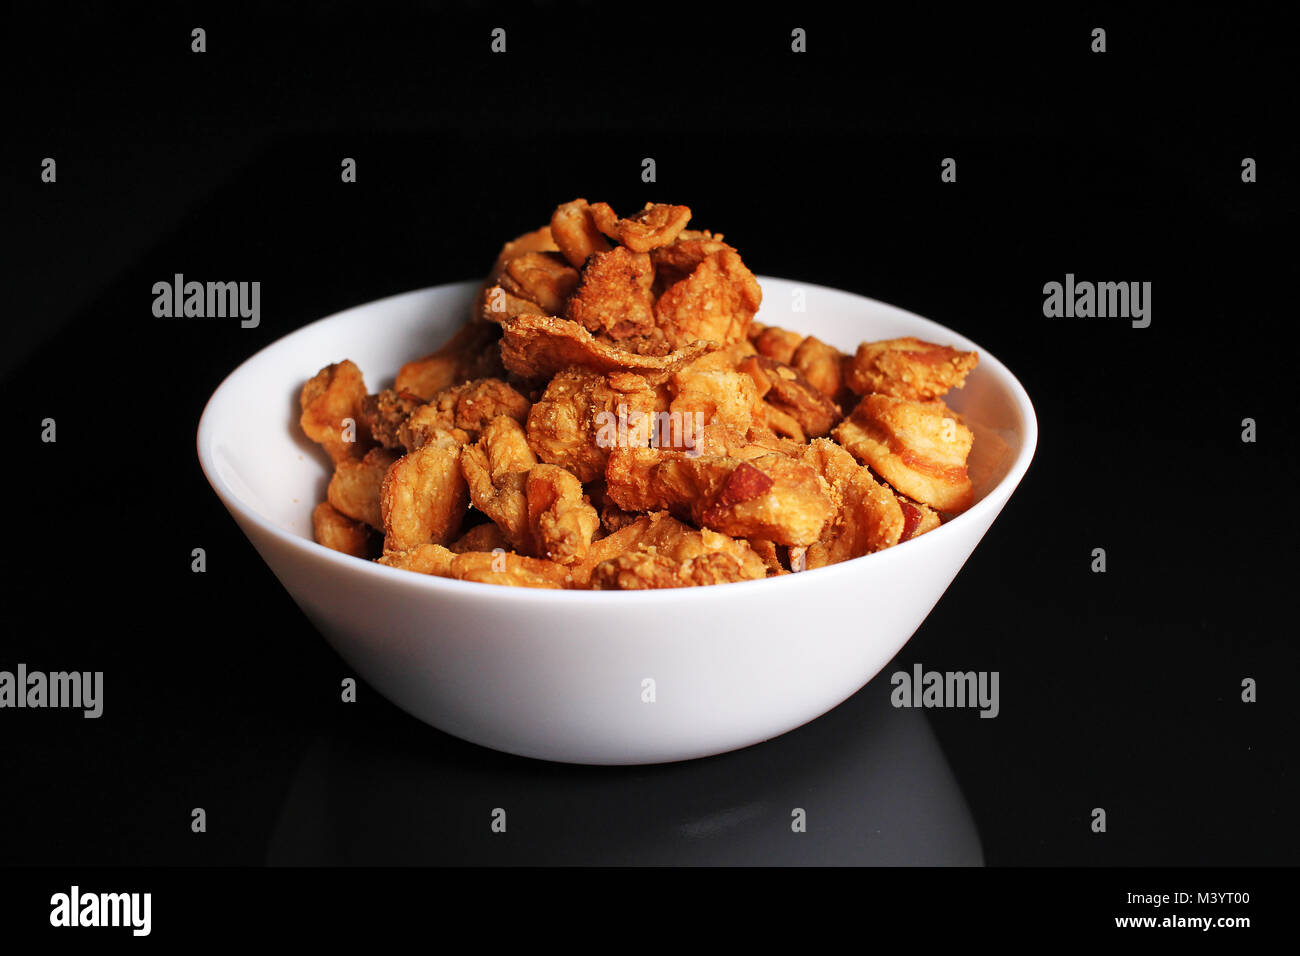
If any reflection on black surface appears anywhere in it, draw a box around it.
[267,681,982,865]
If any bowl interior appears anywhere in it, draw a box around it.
[199,278,1034,550]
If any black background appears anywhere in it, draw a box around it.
[2,1,1296,881]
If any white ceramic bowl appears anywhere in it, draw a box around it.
[197,278,1036,765]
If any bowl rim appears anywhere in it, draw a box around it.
[196,276,1038,605]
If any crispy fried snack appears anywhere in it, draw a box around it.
[328,447,399,530]
[497,251,581,316]
[459,415,539,551]
[395,322,505,400]
[845,337,978,401]
[651,237,762,349]
[668,361,765,435]
[898,494,942,541]
[834,394,974,513]
[301,360,372,463]
[791,336,848,402]
[400,378,531,450]
[797,439,904,568]
[749,323,804,364]
[449,520,513,554]
[551,199,612,268]
[499,313,715,384]
[737,354,841,440]
[303,198,984,586]
[379,437,469,552]
[590,550,759,589]
[605,448,832,546]
[312,501,372,558]
[378,543,456,576]
[589,202,692,252]
[526,367,659,482]
[526,464,599,566]
[359,388,426,450]
[451,551,574,588]
[573,511,767,587]
[566,246,659,343]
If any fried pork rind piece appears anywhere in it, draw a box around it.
[378,543,456,576]
[566,246,659,343]
[589,202,692,252]
[526,368,658,482]
[651,237,762,350]
[312,502,372,558]
[499,313,715,384]
[497,251,581,316]
[845,337,978,401]
[667,362,765,437]
[473,226,562,319]
[590,549,760,589]
[301,360,372,463]
[791,336,848,402]
[328,447,400,530]
[449,520,513,554]
[573,511,767,587]
[526,464,599,566]
[897,494,942,541]
[379,437,469,552]
[399,378,531,450]
[459,415,539,551]
[745,537,785,575]
[451,551,574,588]
[749,323,804,364]
[834,394,974,514]
[484,225,561,282]
[550,198,612,268]
[605,448,833,546]
[797,439,904,568]
[359,389,426,450]
[395,321,506,400]
[737,354,842,440]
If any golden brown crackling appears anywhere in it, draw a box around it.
[589,549,761,589]
[573,510,767,587]
[791,439,907,568]
[668,363,765,437]
[651,239,762,350]
[550,199,612,268]
[526,367,659,483]
[566,246,658,342]
[526,463,599,566]
[450,551,574,588]
[378,543,456,576]
[589,202,692,252]
[312,501,372,558]
[395,321,505,400]
[791,336,848,402]
[604,448,833,546]
[300,359,372,463]
[498,313,716,384]
[749,323,804,364]
[400,378,530,451]
[359,389,426,450]
[327,447,400,530]
[737,354,842,439]
[833,394,974,513]
[497,251,581,316]
[459,415,539,552]
[449,521,513,554]
[845,336,978,401]
[380,441,469,552]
